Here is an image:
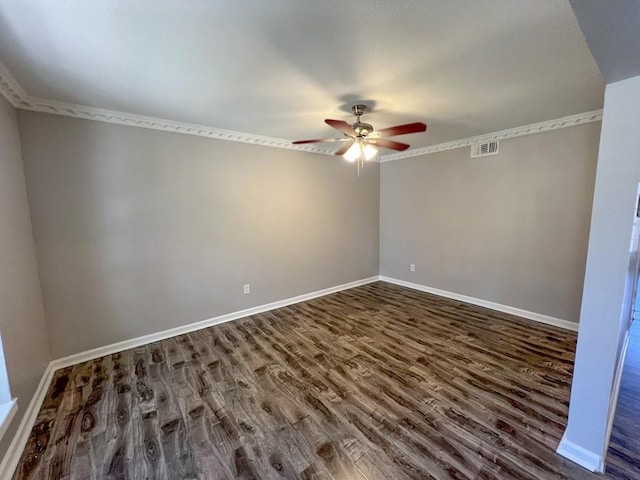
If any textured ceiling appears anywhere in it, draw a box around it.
[0,0,604,150]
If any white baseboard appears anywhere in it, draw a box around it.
[0,363,55,480]
[379,276,579,331]
[51,276,379,370]
[556,432,604,473]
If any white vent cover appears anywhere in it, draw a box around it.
[471,141,499,158]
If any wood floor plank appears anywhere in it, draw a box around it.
[12,281,637,479]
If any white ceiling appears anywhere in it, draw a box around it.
[0,0,604,150]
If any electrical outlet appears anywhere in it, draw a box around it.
[410,264,416,272]
[243,284,250,294]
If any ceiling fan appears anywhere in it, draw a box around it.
[292,104,427,172]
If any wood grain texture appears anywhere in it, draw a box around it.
[12,282,636,479]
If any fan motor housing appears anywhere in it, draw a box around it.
[351,122,373,136]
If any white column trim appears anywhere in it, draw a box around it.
[556,432,605,473]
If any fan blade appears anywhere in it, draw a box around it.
[334,141,355,156]
[292,138,347,145]
[367,138,410,151]
[376,122,427,137]
[325,119,357,136]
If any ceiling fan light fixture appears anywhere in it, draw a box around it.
[343,141,377,162]
[362,143,377,161]
[343,142,361,162]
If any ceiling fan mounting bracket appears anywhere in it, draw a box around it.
[351,104,368,117]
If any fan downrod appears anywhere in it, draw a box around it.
[350,104,373,137]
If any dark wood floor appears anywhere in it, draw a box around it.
[606,319,640,479]
[12,282,632,479]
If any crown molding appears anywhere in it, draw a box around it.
[21,96,336,154]
[379,109,603,162]
[0,61,27,108]
[1,59,601,159]
[0,60,333,155]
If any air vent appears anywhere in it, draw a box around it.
[471,141,499,158]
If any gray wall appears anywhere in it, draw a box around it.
[380,122,600,322]
[17,112,380,358]
[0,98,50,454]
